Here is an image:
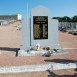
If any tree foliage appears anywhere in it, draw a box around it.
[52,15,77,22]
[72,15,77,23]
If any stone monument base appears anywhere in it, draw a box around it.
[18,48,68,56]
[18,49,48,56]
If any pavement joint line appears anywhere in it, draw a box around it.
[63,48,77,50]
[58,48,77,50]
[0,62,77,73]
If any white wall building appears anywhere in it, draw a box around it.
[0,14,22,26]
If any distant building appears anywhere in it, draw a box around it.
[0,14,22,26]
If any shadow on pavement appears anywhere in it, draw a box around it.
[0,47,20,52]
[0,47,20,56]
[47,70,77,77]
[45,59,77,64]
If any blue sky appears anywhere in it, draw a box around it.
[0,0,77,18]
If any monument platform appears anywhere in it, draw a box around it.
[18,48,68,56]
[0,50,77,73]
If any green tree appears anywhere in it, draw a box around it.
[72,15,77,22]
[52,17,63,22]
[62,16,71,22]
[53,16,71,22]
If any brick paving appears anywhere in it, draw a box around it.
[0,23,77,76]
[0,27,76,66]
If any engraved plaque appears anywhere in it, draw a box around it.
[33,16,48,40]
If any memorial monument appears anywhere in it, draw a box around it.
[18,5,59,56]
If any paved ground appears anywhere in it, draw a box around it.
[0,69,77,77]
[0,22,77,76]
[59,31,77,48]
